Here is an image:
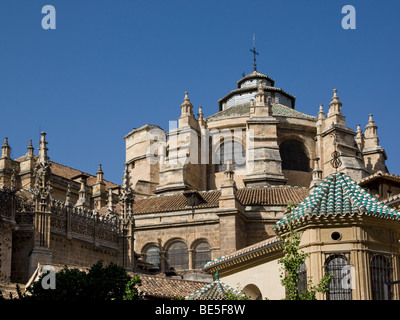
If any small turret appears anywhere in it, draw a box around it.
[327,89,345,126]
[179,91,198,128]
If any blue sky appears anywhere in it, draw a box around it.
[0,0,399,184]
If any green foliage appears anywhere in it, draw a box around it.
[123,275,142,300]
[19,260,142,301]
[278,202,333,300]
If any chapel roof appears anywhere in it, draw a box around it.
[275,172,400,231]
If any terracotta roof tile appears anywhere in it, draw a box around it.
[236,186,309,206]
[129,273,209,299]
[132,187,309,214]
[133,191,220,214]
[358,170,400,186]
[16,155,119,190]
[49,161,118,190]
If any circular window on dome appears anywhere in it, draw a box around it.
[331,231,342,241]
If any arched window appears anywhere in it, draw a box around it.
[370,254,392,300]
[279,140,310,172]
[144,245,161,272]
[298,263,307,295]
[216,140,246,172]
[166,241,189,270]
[243,284,262,300]
[325,254,352,300]
[194,241,211,269]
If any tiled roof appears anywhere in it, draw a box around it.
[129,273,209,299]
[275,172,400,231]
[49,161,119,190]
[185,279,245,300]
[133,190,221,214]
[15,155,119,190]
[358,170,400,186]
[203,236,282,271]
[132,186,309,214]
[207,103,316,121]
[236,186,309,206]
[382,192,400,205]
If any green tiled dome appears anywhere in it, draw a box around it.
[185,278,245,300]
[275,172,400,231]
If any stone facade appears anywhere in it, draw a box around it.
[0,133,135,284]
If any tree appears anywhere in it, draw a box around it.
[278,202,333,300]
[19,260,142,301]
[123,275,143,300]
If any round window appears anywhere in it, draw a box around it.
[331,231,342,241]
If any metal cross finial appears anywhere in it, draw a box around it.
[250,34,259,71]
[330,133,342,171]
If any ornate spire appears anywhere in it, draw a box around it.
[96,164,104,183]
[119,164,135,220]
[27,139,34,158]
[328,89,343,115]
[1,137,10,159]
[364,114,379,147]
[197,106,206,127]
[38,132,49,164]
[318,104,325,119]
[180,91,194,116]
[32,132,52,211]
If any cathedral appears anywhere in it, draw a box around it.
[124,67,390,273]
[1,64,400,300]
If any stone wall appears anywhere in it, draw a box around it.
[0,188,125,284]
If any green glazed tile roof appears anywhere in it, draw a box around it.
[275,172,400,231]
[185,280,245,300]
[206,103,316,121]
